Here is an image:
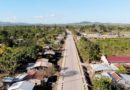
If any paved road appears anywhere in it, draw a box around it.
[58,32,87,90]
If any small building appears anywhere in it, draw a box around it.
[108,72,130,89]
[2,73,28,89]
[8,81,35,90]
[108,72,122,82]
[27,58,52,81]
[107,56,130,65]
[90,63,118,73]
[33,58,49,68]
[44,50,55,56]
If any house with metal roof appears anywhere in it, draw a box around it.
[8,81,34,90]
[90,63,118,72]
[33,58,49,68]
[109,72,130,89]
[96,71,130,89]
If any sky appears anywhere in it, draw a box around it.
[0,0,130,24]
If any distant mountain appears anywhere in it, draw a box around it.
[65,21,130,27]
[0,21,30,26]
[67,21,102,26]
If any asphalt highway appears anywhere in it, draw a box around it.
[58,32,87,90]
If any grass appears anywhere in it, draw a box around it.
[96,38,130,56]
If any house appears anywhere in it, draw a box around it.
[14,73,28,81]
[108,72,122,82]
[26,58,53,80]
[101,55,130,65]
[26,59,49,73]
[107,56,130,65]
[44,50,55,56]
[96,71,130,88]
[109,72,130,88]
[33,58,49,68]
[27,70,45,81]
[90,63,118,73]
[2,73,28,89]
[120,74,130,86]
[8,81,35,90]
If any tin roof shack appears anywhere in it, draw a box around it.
[95,71,130,89]
[90,63,118,78]
[2,73,28,89]
[27,58,49,80]
[34,58,49,68]
[44,49,55,59]
[90,64,118,73]
[27,58,54,79]
[8,81,35,90]
[108,72,130,89]
[44,50,55,56]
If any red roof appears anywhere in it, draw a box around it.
[107,56,130,63]
[109,72,121,81]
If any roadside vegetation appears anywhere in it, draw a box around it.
[93,77,124,90]
[77,37,100,63]
[0,26,65,75]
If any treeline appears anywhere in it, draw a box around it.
[0,26,65,47]
[67,24,130,33]
[0,25,65,75]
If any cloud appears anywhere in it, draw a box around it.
[34,16,44,19]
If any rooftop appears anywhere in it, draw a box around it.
[8,81,34,90]
[108,72,122,82]
[107,56,130,63]
[33,58,49,68]
[90,64,117,72]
